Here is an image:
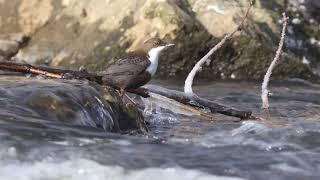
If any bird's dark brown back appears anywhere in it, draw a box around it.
[101,51,150,89]
[100,37,167,89]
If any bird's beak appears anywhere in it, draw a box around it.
[165,44,175,48]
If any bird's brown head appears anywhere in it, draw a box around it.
[138,38,174,53]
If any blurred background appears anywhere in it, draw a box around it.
[0,0,319,81]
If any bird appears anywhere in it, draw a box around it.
[100,37,174,96]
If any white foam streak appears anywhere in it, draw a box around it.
[142,93,196,116]
[0,159,243,180]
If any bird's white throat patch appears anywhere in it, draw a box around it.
[146,46,166,76]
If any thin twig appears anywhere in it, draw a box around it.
[0,61,63,78]
[184,0,254,95]
[0,61,102,82]
[261,13,288,110]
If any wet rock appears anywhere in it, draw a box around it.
[0,40,19,59]
[0,0,318,80]
[0,33,29,59]
[0,76,147,133]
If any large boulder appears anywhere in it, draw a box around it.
[0,0,318,80]
[0,75,147,133]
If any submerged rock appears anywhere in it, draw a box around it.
[0,0,318,80]
[0,75,147,133]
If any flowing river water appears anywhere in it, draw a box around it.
[0,76,319,180]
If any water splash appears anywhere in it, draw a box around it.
[0,158,243,180]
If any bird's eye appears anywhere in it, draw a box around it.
[156,40,162,46]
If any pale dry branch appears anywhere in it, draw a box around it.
[261,13,288,110]
[184,0,254,95]
[147,92,215,119]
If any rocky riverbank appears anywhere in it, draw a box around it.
[0,0,318,80]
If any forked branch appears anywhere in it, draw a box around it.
[184,0,255,95]
[0,61,103,83]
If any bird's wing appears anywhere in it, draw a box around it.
[103,53,150,77]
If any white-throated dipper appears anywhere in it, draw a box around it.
[101,38,174,96]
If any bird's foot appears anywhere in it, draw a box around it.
[119,89,125,98]
[124,94,137,107]
[117,89,138,106]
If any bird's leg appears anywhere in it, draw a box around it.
[124,94,137,106]
[116,88,137,106]
[119,88,125,98]
[115,88,137,106]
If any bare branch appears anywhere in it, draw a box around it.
[134,85,254,120]
[0,61,63,78]
[261,13,288,110]
[0,61,102,82]
[184,0,254,95]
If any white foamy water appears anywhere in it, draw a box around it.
[0,159,244,180]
